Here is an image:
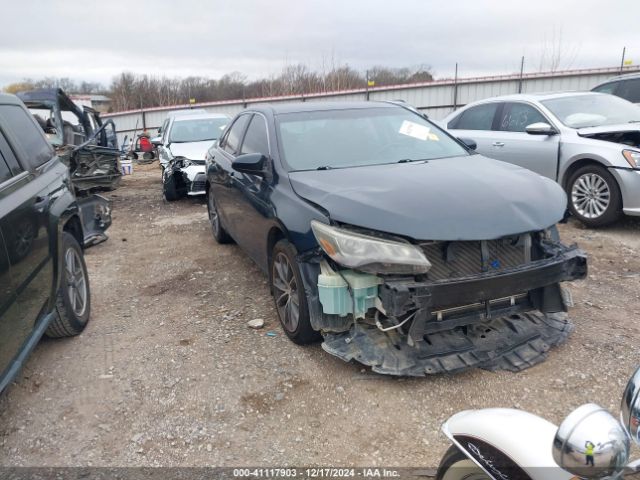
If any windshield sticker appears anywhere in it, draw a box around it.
[399,120,439,141]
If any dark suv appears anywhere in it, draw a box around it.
[592,72,640,105]
[0,93,95,393]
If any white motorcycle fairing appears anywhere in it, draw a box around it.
[442,408,574,480]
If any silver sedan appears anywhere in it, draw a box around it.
[443,92,640,226]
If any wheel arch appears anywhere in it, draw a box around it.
[560,158,610,191]
[266,225,288,281]
[442,408,564,477]
[62,214,84,250]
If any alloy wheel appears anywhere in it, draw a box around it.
[571,172,610,219]
[272,252,300,333]
[65,247,88,317]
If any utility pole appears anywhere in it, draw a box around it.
[365,70,370,101]
[518,56,525,93]
[620,47,627,74]
[453,63,459,110]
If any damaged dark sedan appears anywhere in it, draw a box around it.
[205,102,587,376]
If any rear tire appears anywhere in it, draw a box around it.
[436,446,490,480]
[270,239,320,345]
[567,164,622,227]
[46,232,91,338]
[207,189,232,244]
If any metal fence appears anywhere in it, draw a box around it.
[103,65,640,145]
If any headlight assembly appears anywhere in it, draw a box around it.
[623,150,640,168]
[310,220,431,275]
[173,156,190,167]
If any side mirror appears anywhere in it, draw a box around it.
[232,153,268,176]
[150,136,163,146]
[621,365,640,444]
[552,403,630,479]
[525,122,557,135]
[458,137,477,150]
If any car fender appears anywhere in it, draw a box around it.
[442,408,572,480]
[48,174,80,310]
[559,136,632,185]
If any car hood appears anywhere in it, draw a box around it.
[169,141,214,161]
[288,155,567,241]
[577,123,640,137]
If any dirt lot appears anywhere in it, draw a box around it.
[1,162,640,468]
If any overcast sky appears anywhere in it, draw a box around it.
[0,0,636,87]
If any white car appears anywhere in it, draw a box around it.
[152,112,229,200]
[443,92,640,227]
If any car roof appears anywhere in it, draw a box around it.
[593,72,640,86]
[172,113,230,122]
[0,92,24,106]
[462,91,605,105]
[250,101,400,115]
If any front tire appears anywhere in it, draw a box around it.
[46,232,91,338]
[567,165,622,227]
[270,240,320,345]
[207,189,232,244]
[436,446,490,480]
[163,172,180,201]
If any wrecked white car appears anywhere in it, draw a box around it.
[153,112,229,201]
[205,102,588,376]
[444,92,640,227]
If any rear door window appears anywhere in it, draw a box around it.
[0,153,11,184]
[0,130,24,176]
[592,82,618,95]
[450,103,499,130]
[498,103,548,132]
[616,79,640,103]
[0,105,53,169]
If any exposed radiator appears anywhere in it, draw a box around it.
[420,235,532,281]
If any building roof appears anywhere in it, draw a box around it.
[69,94,111,102]
[172,112,230,121]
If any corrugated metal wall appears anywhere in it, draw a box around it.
[103,66,640,145]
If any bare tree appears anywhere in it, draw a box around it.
[537,27,579,72]
[5,61,432,111]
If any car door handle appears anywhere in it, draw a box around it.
[492,142,505,147]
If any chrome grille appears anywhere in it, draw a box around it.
[421,236,531,281]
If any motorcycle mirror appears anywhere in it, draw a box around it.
[621,365,640,444]
[552,403,630,479]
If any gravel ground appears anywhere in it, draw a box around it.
[1,162,639,468]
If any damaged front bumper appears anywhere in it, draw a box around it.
[167,161,207,197]
[77,194,112,247]
[298,241,587,376]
